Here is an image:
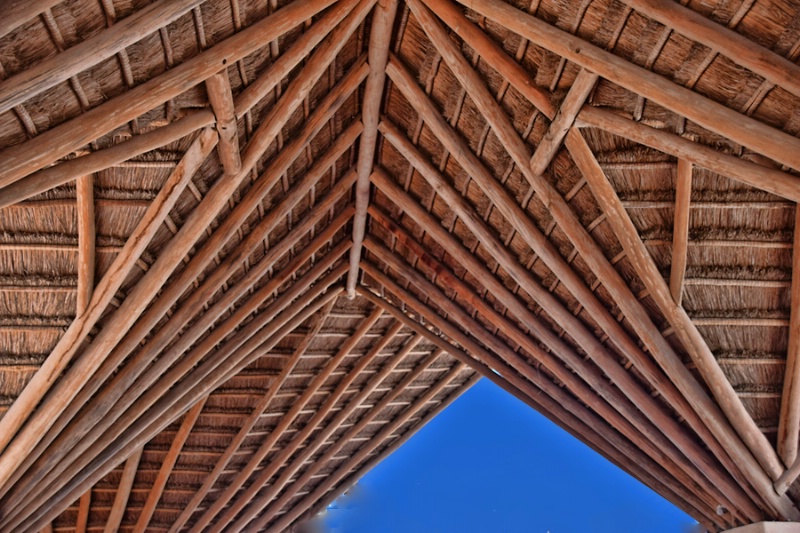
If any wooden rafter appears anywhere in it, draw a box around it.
[347,0,399,297]
[564,127,799,519]
[0,127,219,487]
[103,447,143,533]
[779,205,800,472]
[75,489,91,533]
[670,159,692,306]
[132,396,207,533]
[75,174,94,316]
[204,71,241,175]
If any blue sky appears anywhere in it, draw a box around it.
[315,378,699,533]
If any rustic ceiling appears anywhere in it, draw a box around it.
[1,0,800,531]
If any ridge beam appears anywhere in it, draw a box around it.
[347,0,399,298]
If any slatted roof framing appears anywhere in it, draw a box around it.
[0,0,800,531]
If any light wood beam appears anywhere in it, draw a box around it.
[193,307,396,533]
[346,0,399,298]
[76,490,91,533]
[670,160,692,306]
[39,524,53,533]
[0,0,204,115]
[529,68,598,174]
[0,38,366,501]
[205,71,241,175]
[132,397,207,533]
[0,1,62,40]
[576,107,800,202]
[0,0,343,187]
[75,175,95,315]
[248,339,435,531]
[620,0,800,101]
[0,127,218,486]
[564,127,798,519]
[447,0,800,173]
[392,6,786,508]
[778,205,800,471]
[356,271,723,527]
[103,447,143,533]
[15,273,345,532]
[0,110,215,209]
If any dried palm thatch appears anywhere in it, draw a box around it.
[0,0,799,531]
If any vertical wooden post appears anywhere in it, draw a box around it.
[76,175,95,315]
[778,205,800,469]
[670,159,692,306]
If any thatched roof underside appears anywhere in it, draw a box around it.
[1,0,800,530]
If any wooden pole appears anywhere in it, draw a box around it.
[778,205,800,468]
[103,447,143,533]
[346,0,399,298]
[75,175,95,315]
[205,71,241,175]
[0,0,62,40]
[565,127,799,519]
[75,490,91,533]
[575,106,800,202]
[0,0,339,187]
[619,0,800,101]
[448,0,800,172]
[529,68,598,174]
[670,160,692,306]
[0,0,205,115]
[0,127,218,482]
[132,397,207,533]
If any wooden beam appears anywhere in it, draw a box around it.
[355,276,722,527]
[0,0,62,41]
[39,524,53,533]
[103,447,143,533]
[387,11,784,511]
[346,0,399,298]
[196,313,397,533]
[0,110,215,209]
[620,0,800,101]
[576,106,800,202]
[0,0,204,115]
[529,68,598,174]
[75,175,95,315]
[778,205,800,469]
[447,0,800,172]
[13,274,346,532]
[670,160,692,306]
[564,127,798,519]
[205,71,241,175]
[75,489,91,533]
[132,397,207,533]
[0,127,218,487]
[166,300,337,533]
[0,0,341,187]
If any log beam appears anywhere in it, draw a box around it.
[205,71,241,175]
[564,127,798,519]
[450,0,800,172]
[75,175,95,315]
[670,160,692,306]
[346,0,399,298]
[778,205,800,470]
[132,397,207,533]
[75,490,90,533]
[103,447,143,533]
